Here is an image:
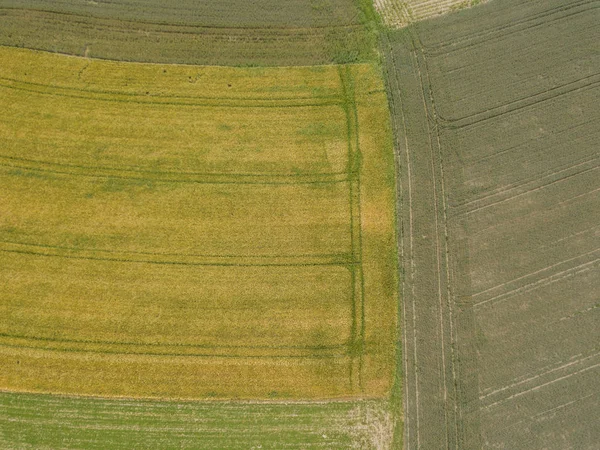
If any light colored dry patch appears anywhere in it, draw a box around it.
[374,0,488,28]
[349,401,395,449]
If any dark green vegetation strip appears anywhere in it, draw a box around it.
[381,0,599,448]
[0,0,378,65]
[0,392,392,449]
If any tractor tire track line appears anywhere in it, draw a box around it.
[0,332,349,352]
[421,1,598,56]
[418,41,462,447]
[437,75,600,130]
[0,247,358,268]
[479,352,600,401]
[483,362,600,410]
[464,118,599,167]
[0,239,351,261]
[0,161,350,185]
[489,391,599,437]
[472,247,600,298]
[0,75,343,103]
[384,34,418,449]
[0,342,349,359]
[557,303,600,323]
[464,186,600,239]
[412,39,452,449]
[452,154,599,210]
[0,81,341,109]
[473,255,600,308]
[0,7,365,31]
[461,165,600,216]
[541,224,600,249]
[419,0,593,52]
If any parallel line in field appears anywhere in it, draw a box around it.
[489,391,600,438]
[479,352,600,401]
[482,362,600,410]
[462,186,600,241]
[0,154,348,180]
[556,302,600,323]
[0,7,364,31]
[0,333,348,352]
[0,79,343,108]
[458,163,600,216]
[472,250,600,308]
[338,65,365,394]
[473,260,600,310]
[421,0,598,55]
[0,161,350,185]
[413,35,461,448]
[0,342,349,359]
[381,31,417,448]
[452,152,599,211]
[0,239,352,261]
[0,75,342,103]
[466,117,599,167]
[340,66,358,393]
[437,74,600,129]
[0,246,359,268]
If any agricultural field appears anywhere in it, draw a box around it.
[0,0,378,65]
[1,392,394,449]
[374,0,487,28]
[0,45,398,404]
[382,0,599,448]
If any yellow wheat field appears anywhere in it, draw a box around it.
[0,46,397,400]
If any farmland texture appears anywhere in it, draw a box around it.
[1,392,395,449]
[374,0,487,28]
[0,46,398,401]
[0,0,378,65]
[382,0,599,448]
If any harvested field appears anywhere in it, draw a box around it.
[382,0,599,447]
[374,0,487,28]
[0,47,398,400]
[0,0,377,65]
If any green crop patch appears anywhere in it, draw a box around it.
[0,392,395,449]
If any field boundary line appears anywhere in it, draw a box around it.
[0,44,372,70]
